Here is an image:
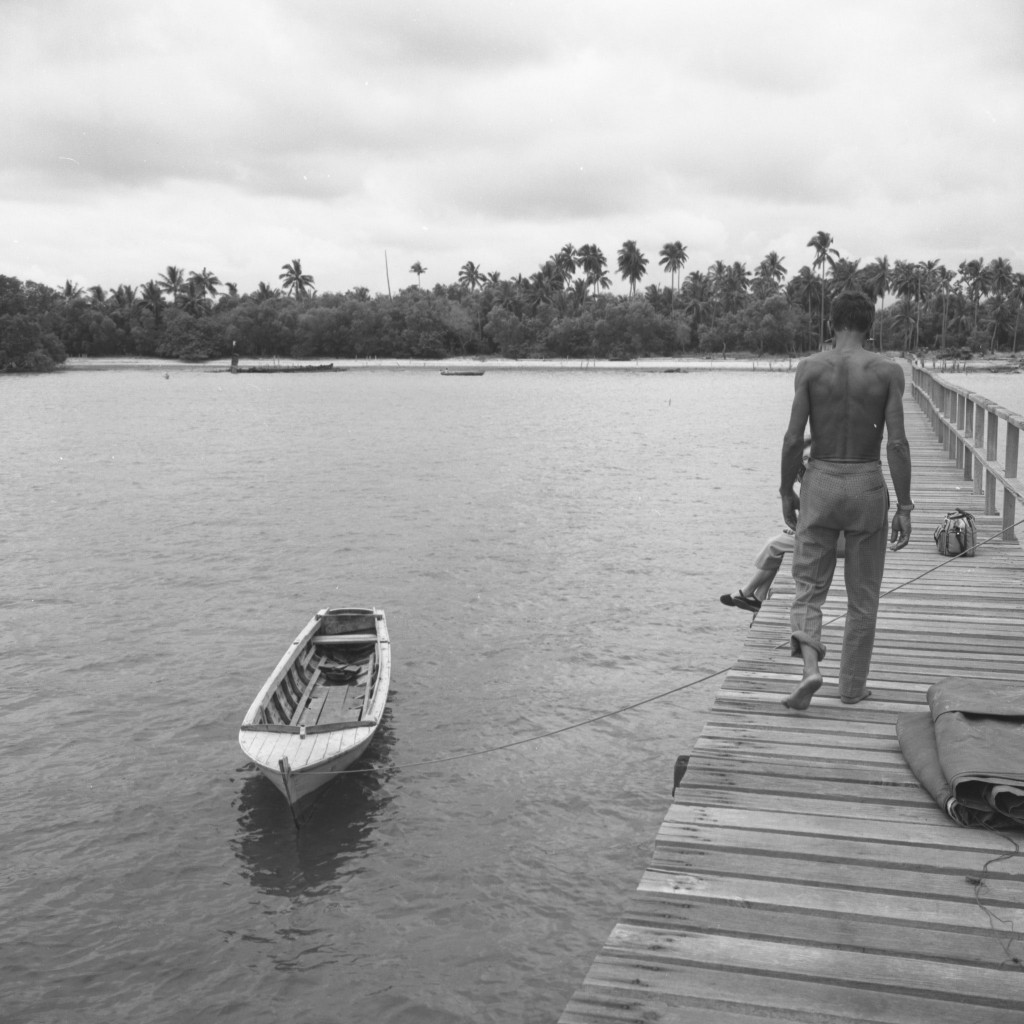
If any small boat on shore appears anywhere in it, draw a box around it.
[229,363,341,374]
[440,368,485,376]
[239,607,391,809]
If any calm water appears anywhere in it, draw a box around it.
[937,372,1022,418]
[2,366,800,1024]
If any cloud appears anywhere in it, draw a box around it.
[2,0,1023,293]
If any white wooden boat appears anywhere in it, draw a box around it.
[239,607,391,807]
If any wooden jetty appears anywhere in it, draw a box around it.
[561,364,1024,1023]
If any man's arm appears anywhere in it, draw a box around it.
[883,364,913,550]
[780,365,811,529]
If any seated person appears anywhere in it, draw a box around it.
[722,530,846,613]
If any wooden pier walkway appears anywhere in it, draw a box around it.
[561,371,1024,1023]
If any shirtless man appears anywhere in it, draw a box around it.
[779,290,913,710]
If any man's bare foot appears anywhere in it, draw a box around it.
[840,690,872,704]
[782,672,822,710]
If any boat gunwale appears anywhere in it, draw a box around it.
[240,606,385,727]
[239,718,379,735]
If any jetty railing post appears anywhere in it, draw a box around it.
[937,379,946,446]
[926,368,939,439]
[946,386,957,461]
[963,400,974,482]
[955,393,966,470]
[986,410,999,516]
[973,398,985,494]
[1004,423,1019,542]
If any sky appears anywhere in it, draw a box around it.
[3,0,1023,297]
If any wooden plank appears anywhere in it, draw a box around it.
[287,660,324,725]
[568,960,1024,1024]
[600,923,1024,1002]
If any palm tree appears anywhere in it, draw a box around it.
[807,231,839,346]
[985,294,1014,351]
[140,281,165,327]
[890,295,917,350]
[111,285,137,343]
[721,261,750,313]
[181,280,209,317]
[658,241,688,303]
[410,261,427,286]
[934,266,955,349]
[158,266,185,306]
[578,244,609,298]
[958,258,989,334]
[112,283,136,313]
[830,257,862,294]
[616,241,648,297]
[753,252,786,298]
[917,259,943,347]
[458,261,484,291]
[279,259,315,298]
[61,280,84,305]
[708,260,729,327]
[862,257,892,350]
[787,266,819,351]
[552,244,578,288]
[891,261,922,349]
[680,270,712,348]
[988,257,1015,301]
[527,261,562,310]
[189,267,221,299]
[254,282,279,302]
[1009,272,1024,353]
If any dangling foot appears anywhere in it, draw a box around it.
[720,591,762,613]
[782,672,822,710]
[840,690,872,705]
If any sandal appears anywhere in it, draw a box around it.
[720,592,762,613]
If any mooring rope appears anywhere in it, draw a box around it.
[264,512,1024,782]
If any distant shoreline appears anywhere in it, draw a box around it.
[59,354,1021,374]
[60,355,798,372]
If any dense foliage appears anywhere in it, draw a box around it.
[2,238,1022,372]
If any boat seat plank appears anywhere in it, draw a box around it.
[312,633,378,645]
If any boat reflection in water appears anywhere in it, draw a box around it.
[232,702,397,898]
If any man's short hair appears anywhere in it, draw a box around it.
[830,290,875,334]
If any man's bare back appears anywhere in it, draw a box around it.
[800,347,904,462]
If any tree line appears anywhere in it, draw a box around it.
[2,235,1021,372]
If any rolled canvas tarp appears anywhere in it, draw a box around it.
[896,679,1024,829]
